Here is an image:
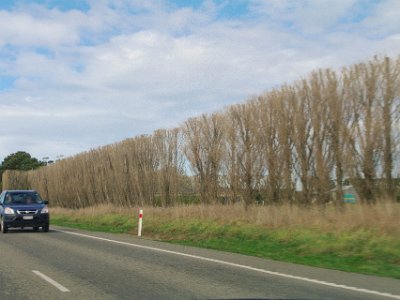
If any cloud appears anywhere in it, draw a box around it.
[248,0,359,33]
[359,0,400,36]
[0,10,81,47]
[0,0,399,162]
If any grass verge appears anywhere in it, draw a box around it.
[51,203,400,279]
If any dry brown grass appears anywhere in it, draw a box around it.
[51,202,400,235]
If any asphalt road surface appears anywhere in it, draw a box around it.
[0,226,399,300]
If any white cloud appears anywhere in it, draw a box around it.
[0,10,81,47]
[0,0,399,162]
[359,0,400,36]
[248,0,359,34]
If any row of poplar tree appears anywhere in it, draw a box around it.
[3,55,400,208]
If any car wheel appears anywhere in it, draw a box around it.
[1,218,8,234]
[42,224,49,232]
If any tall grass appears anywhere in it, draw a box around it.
[52,201,400,235]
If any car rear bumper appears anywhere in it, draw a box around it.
[3,214,49,228]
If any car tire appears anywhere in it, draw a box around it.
[42,224,49,232]
[1,218,8,234]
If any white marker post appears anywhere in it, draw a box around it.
[138,209,143,237]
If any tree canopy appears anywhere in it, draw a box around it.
[0,151,45,175]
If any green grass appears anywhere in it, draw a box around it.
[52,214,136,233]
[51,213,400,279]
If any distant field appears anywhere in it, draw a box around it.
[51,202,400,279]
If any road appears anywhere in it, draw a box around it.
[0,226,399,300]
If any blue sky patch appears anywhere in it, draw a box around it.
[215,1,250,20]
[35,47,55,59]
[0,76,16,90]
[337,0,382,25]
[0,0,90,12]
[168,0,250,19]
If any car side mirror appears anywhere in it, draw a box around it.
[44,200,49,205]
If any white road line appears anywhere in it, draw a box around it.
[57,229,400,300]
[32,270,70,292]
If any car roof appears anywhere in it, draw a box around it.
[5,190,38,193]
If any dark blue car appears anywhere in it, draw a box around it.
[0,190,49,233]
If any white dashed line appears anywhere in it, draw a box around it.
[32,270,70,292]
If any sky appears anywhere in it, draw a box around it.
[0,0,399,163]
